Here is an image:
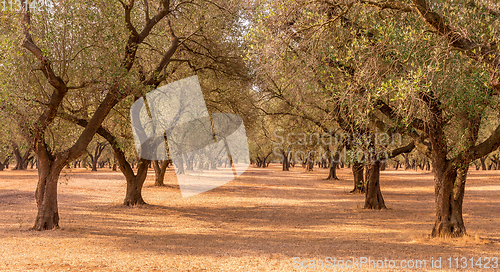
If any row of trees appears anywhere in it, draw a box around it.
[244,0,500,237]
[0,0,253,230]
[2,0,500,239]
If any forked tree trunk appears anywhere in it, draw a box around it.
[431,164,467,237]
[69,115,152,207]
[350,162,365,193]
[124,176,146,206]
[88,142,107,172]
[364,161,386,210]
[153,160,168,186]
[12,142,31,170]
[123,159,149,206]
[22,0,178,230]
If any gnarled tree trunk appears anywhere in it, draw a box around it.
[32,149,68,230]
[123,159,149,206]
[326,161,339,180]
[364,161,386,210]
[87,142,107,172]
[431,164,467,237]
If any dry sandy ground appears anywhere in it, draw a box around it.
[1,165,500,271]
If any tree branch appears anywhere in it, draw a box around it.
[359,0,413,12]
[388,141,415,158]
[59,112,135,178]
[21,2,68,153]
[143,17,179,86]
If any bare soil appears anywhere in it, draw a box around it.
[1,165,500,271]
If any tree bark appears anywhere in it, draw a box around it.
[350,162,365,193]
[123,159,149,206]
[431,164,467,237]
[363,141,414,208]
[326,161,339,180]
[32,151,66,230]
[364,161,386,210]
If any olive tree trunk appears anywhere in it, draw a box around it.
[12,142,31,170]
[153,160,168,186]
[33,157,65,230]
[123,161,148,206]
[350,162,365,193]
[326,161,339,180]
[431,164,467,237]
[0,156,10,171]
[364,161,386,210]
